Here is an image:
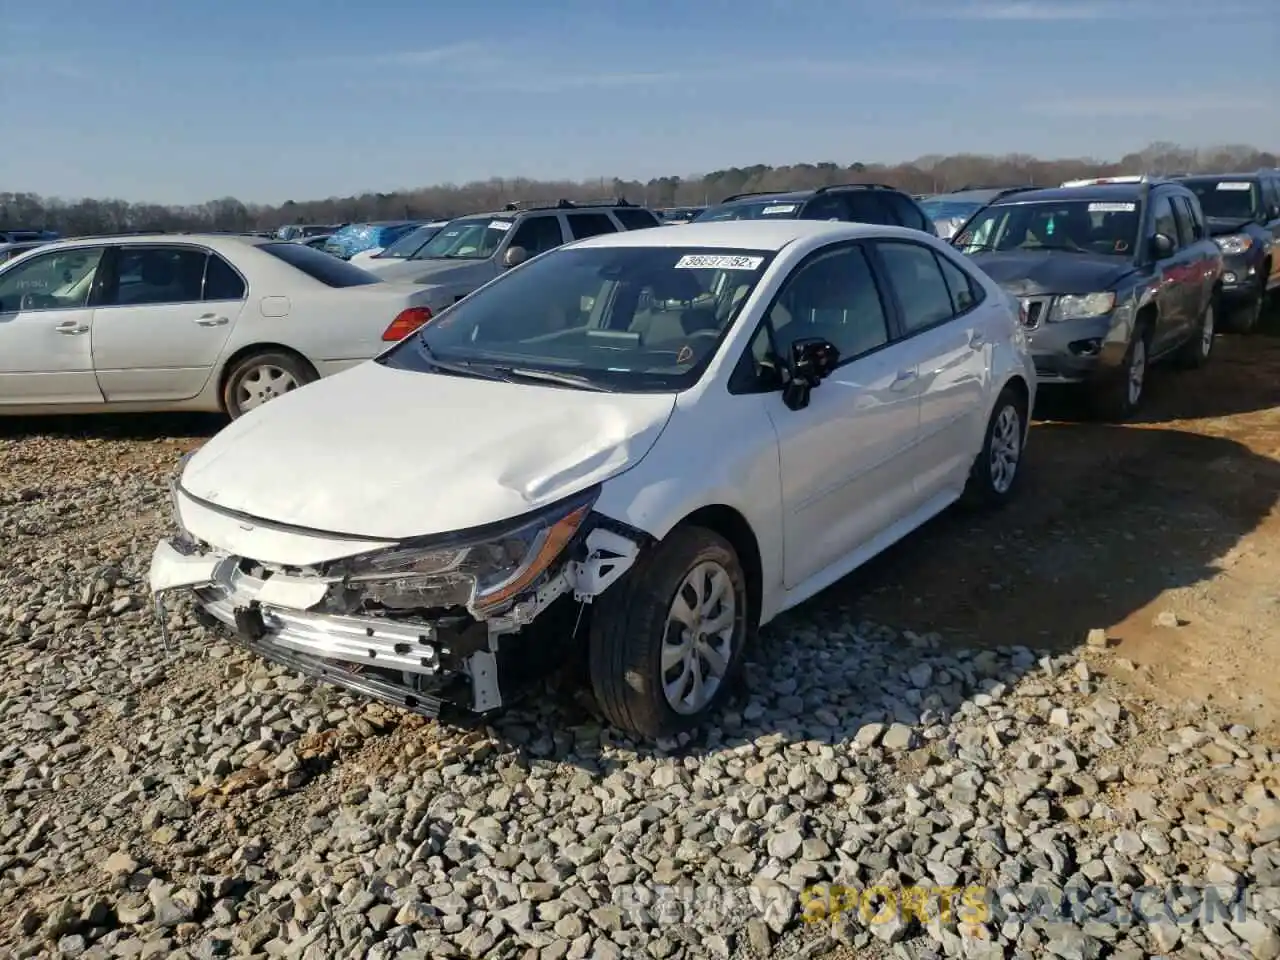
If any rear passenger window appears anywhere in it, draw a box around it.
[204,253,246,300]
[111,247,206,306]
[565,213,618,240]
[614,209,661,230]
[935,252,983,313]
[875,241,955,333]
[842,193,895,225]
[509,215,565,255]
[881,192,930,232]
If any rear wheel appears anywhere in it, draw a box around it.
[588,527,748,739]
[1175,297,1215,368]
[962,385,1026,508]
[221,350,317,419]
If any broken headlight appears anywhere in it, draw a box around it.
[327,487,598,614]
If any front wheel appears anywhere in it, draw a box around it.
[962,385,1026,508]
[588,527,749,739]
[1089,330,1147,421]
[221,351,317,419]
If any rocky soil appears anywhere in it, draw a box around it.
[2,323,1280,960]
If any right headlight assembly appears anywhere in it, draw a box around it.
[326,487,598,614]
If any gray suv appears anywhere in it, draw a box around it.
[953,177,1223,419]
[389,199,661,307]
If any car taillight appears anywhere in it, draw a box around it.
[382,307,432,341]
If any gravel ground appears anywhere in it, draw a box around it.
[3,327,1280,960]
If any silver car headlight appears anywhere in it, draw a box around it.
[327,487,598,614]
[1213,234,1252,256]
[1050,292,1115,322]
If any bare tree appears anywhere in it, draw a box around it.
[3,142,1274,237]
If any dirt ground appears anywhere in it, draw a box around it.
[6,312,1279,735]
[824,310,1280,736]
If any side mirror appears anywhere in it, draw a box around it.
[1150,233,1175,260]
[782,337,840,411]
[502,246,529,269]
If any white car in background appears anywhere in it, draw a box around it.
[149,220,1034,739]
[0,235,437,419]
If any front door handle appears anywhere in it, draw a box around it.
[969,331,986,349]
[55,320,89,335]
[194,313,229,326]
[891,369,918,390]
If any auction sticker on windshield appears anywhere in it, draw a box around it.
[1216,182,1253,191]
[674,254,764,270]
[761,204,798,215]
[488,220,512,230]
[1088,202,1137,213]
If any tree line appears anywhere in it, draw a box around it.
[2,142,1274,237]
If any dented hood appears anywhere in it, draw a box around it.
[180,361,676,540]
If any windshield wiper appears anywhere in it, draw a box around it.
[415,339,508,381]
[487,366,615,392]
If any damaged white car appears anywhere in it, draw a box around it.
[149,219,1034,738]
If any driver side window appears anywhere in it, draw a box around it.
[0,247,105,314]
[1151,196,1179,251]
[730,244,889,393]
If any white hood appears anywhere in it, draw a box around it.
[180,361,677,540]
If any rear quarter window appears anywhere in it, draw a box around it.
[257,242,381,287]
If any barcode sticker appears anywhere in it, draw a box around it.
[674,254,764,270]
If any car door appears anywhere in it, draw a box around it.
[90,244,247,402]
[869,239,989,499]
[1172,194,1218,322]
[0,245,107,406]
[565,212,619,241]
[1146,193,1193,353]
[751,242,923,589]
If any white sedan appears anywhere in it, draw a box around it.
[149,220,1034,738]
[0,234,438,418]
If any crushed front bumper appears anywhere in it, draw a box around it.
[148,538,484,717]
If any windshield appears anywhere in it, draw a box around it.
[1180,179,1260,220]
[377,225,443,259]
[694,199,807,222]
[415,217,513,260]
[954,199,1141,257]
[378,245,775,392]
[920,199,984,223]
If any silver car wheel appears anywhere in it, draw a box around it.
[661,561,736,715]
[1127,337,1146,407]
[236,364,300,412]
[989,403,1022,494]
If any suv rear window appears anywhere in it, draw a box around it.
[614,208,661,230]
[258,241,380,287]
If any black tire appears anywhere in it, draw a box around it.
[221,350,317,419]
[1175,297,1216,369]
[587,526,749,739]
[1088,324,1149,422]
[1221,274,1266,334]
[961,384,1027,509]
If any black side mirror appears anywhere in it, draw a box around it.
[782,337,840,411]
[1150,233,1175,260]
[502,246,529,269]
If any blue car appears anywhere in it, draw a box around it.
[322,221,423,260]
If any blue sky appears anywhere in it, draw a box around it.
[1,0,1275,205]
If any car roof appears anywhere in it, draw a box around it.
[990,183,1158,204]
[32,233,272,254]
[714,190,815,207]
[560,218,918,252]
[1175,172,1263,182]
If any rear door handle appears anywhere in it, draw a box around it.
[195,313,229,326]
[55,320,89,335]
[891,369,918,390]
[969,331,986,348]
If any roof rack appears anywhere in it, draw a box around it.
[502,197,634,212]
[1060,174,1151,187]
[813,182,901,194]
